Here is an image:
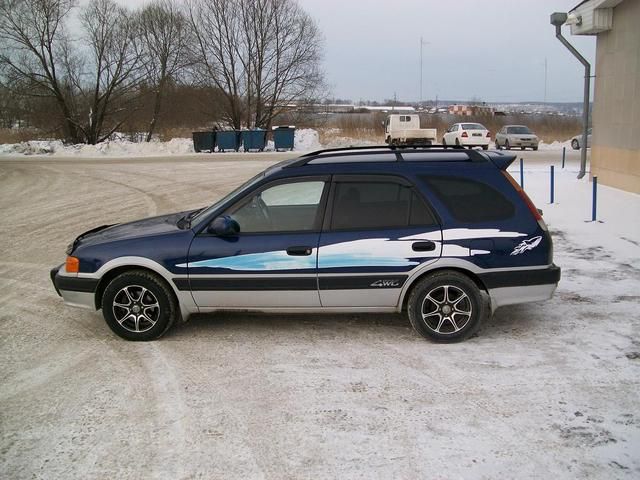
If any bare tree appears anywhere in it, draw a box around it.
[0,0,84,142]
[79,0,145,143]
[187,0,324,130]
[0,0,144,144]
[139,0,189,142]
[241,0,324,129]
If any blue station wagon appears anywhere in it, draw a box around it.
[51,146,560,342]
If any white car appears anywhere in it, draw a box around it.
[442,123,491,150]
[495,125,539,151]
[571,128,592,149]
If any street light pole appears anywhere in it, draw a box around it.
[419,37,429,105]
[551,12,591,179]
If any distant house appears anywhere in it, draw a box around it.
[448,104,494,116]
[569,0,640,193]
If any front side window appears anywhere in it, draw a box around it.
[228,180,325,233]
[330,181,436,230]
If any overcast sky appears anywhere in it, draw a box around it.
[112,0,596,103]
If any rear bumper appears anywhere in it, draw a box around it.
[481,264,561,311]
[50,265,98,310]
[460,137,490,146]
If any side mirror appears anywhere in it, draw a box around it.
[208,215,240,236]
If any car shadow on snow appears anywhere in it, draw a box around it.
[162,306,545,342]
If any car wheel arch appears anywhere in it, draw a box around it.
[399,266,489,312]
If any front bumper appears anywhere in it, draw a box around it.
[50,264,98,310]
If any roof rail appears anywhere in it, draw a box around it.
[298,144,467,158]
[284,144,484,168]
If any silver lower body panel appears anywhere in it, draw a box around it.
[488,283,557,311]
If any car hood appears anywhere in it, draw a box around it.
[72,210,195,250]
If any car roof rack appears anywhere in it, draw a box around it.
[285,144,487,167]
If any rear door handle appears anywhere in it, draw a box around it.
[286,246,313,256]
[412,241,436,252]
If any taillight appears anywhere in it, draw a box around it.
[486,131,491,137]
[461,131,468,138]
[501,171,547,229]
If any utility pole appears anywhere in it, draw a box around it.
[544,57,548,105]
[419,37,429,105]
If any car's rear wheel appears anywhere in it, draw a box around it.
[572,139,579,150]
[407,271,487,343]
[102,270,178,341]
[455,138,460,146]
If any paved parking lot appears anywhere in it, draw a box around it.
[1,150,638,479]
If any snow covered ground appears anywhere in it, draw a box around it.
[0,151,638,479]
[0,128,571,156]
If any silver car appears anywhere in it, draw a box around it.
[571,128,592,149]
[495,125,539,151]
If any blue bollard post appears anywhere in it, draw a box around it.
[592,176,598,221]
[550,165,555,204]
[520,158,524,189]
[562,147,566,169]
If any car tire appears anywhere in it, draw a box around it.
[101,270,178,341]
[533,146,538,151]
[521,146,525,150]
[442,138,447,147]
[455,138,460,146]
[482,145,489,150]
[407,271,487,343]
[505,140,510,150]
[495,141,501,150]
[571,139,579,150]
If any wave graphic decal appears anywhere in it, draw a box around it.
[177,229,527,270]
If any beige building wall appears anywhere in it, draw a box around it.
[591,0,640,193]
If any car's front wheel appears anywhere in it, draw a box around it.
[407,271,487,342]
[101,270,178,341]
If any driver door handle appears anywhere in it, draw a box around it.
[286,246,313,256]
[412,241,436,252]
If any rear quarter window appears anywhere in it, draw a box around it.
[420,175,515,222]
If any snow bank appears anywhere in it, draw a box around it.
[0,128,323,156]
[538,140,572,151]
[293,128,321,151]
[0,138,195,157]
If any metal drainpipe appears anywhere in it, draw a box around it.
[555,23,590,179]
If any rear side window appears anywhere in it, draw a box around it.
[330,181,436,230]
[421,176,515,222]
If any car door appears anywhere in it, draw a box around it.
[186,176,329,308]
[317,175,442,307]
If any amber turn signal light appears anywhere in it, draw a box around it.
[65,256,80,273]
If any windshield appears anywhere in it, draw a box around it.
[189,171,265,226]
[462,124,486,130]
[508,126,533,134]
